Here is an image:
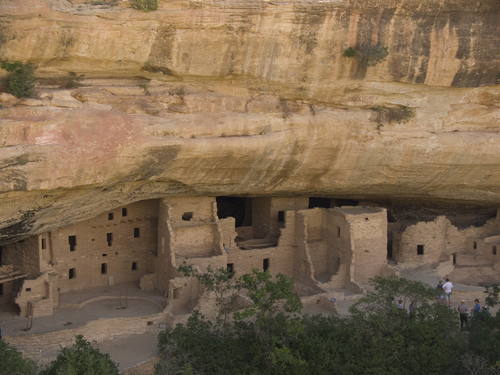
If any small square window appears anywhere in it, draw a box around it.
[68,235,77,251]
[134,228,140,238]
[69,268,76,279]
[131,262,138,271]
[182,212,193,221]
[122,208,128,217]
[417,245,424,255]
[108,213,114,220]
[101,263,108,275]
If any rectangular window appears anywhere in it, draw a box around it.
[122,208,128,217]
[101,263,107,274]
[69,268,76,279]
[106,233,113,247]
[417,244,424,255]
[263,258,270,271]
[227,263,234,274]
[133,228,140,238]
[41,238,46,250]
[337,227,341,238]
[182,212,193,221]
[0,246,3,265]
[108,213,114,220]
[473,241,477,250]
[68,235,77,251]
[493,246,497,255]
[131,262,138,271]
[278,211,285,223]
[0,284,3,296]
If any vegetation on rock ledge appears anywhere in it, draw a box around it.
[130,0,158,11]
[0,61,36,98]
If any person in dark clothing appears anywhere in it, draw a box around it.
[458,300,468,329]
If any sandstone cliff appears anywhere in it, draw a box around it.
[0,0,499,241]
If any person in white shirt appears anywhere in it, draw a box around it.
[442,278,453,306]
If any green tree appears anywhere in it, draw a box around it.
[41,335,119,375]
[0,339,37,375]
[0,61,36,98]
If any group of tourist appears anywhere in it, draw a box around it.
[436,278,488,329]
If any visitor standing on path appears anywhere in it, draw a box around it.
[442,278,453,306]
[458,300,468,329]
[473,299,482,317]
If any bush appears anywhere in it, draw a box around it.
[40,335,119,375]
[343,44,389,66]
[370,104,415,124]
[0,61,36,98]
[0,339,37,375]
[130,0,158,11]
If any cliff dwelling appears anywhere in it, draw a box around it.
[0,0,499,371]
[1,196,499,337]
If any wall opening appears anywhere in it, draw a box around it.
[453,253,457,265]
[131,262,138,271]
[108,213,114,220]
[101,263,107,275]
[263,258,270,271]
[182,212,193,221]
[25,288,31,292]
[134,228,140,238]
[473,241,477,250]
[68,235,77,251]
[308,197,331,209]
[0,246,3,265]
[216,197,252,227]
[417,244,424,255]
[493,246,497,255]
[226,263,234,275]
[387,235,393,260]
[41,238,46,250]
[278,211,285,227]
[106,233,113,247]
[337,227,341,238]
[69,268,76,279]
[122,208,128,217]
[332,198,359,207]
[0,284,3,296]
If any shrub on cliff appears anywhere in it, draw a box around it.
[0,339,37,375]
[343,44,389,66]
[130,0,158,11]
[40,335,119,375]
[0,61,36,98]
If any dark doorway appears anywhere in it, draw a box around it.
[333,199,359,207]
[0,246,3,265]
[68,236,77,251]
[309,197,332,209]
[493,246,497,256]
[122,208,128,217]
[263,258,270,271]
[453,253,457,265]
[417,244,424,255]
[101,263,107,275]
[387,235,393,260]
[227,263,234,275]
[106,233,113,247]
[216,197,252,227]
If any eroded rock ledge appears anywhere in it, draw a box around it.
[0,0,499,240]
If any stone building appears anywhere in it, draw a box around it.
[0,196,390,318]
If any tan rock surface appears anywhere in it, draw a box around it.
[0,0,499,241]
